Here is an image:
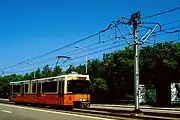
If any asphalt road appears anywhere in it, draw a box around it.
[0,103,116,120]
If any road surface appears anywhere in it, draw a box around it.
[0,103,116,120]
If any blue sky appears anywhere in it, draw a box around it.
[0,0,180,75]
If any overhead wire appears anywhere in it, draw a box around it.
[69,42,131,61]
[3,7,180,74]
[4,18,180,72]
[4,24,180,75]
[4,28,180,75]
[18,19,180,68]
[0,20,121,71]
[6,42,128,75]
[3,56,57,71]
[5,63,56,75]
[1,24,132,73]
[142,6,180,19]
[3,34,130,73]
[3,23,180,72]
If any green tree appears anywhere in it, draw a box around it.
[1,41,180,106]
[52,66,62,76]
[35,68,41,79]
[41,64,52,78]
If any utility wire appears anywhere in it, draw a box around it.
[1,21,120,71]
[3,37,127,73]
[148,25,180,38]
[13,36,180,75]
[4,42,127,75]
[5,63,56,75]
[142,6,180,19]
[4,22,180,73]
[161,19,180,26]
[5,25,180,75]
[70,42,129,61]
[2,17,180,72]
[3,56,56,71]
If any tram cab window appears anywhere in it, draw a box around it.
[67,80,90,94]
[42,81,57,93]
[12,85,21,93]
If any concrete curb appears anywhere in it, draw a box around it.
[88,107,180,118]
[75,108,174,120]
[91,104,180,111]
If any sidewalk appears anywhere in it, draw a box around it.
[90,104,180,118]
[91,104,180,111]
[86,104,180,119]
[0,98,9,101]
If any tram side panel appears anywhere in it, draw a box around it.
[22,83,30,103]
[38,80,61,105]
[10,81,32,103]
[57,80,64,105]
[20,83,26,103]
[39,81,58,105]
[10,75,91,108]
[35,78,91,107]
[29,81,39,103]
[39,94,58,105]
[10,84,22,102]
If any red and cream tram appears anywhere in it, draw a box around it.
[9,72,90,108]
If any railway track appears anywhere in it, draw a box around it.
[0,100,176,120]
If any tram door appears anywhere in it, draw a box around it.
[58,80,64,105]
[37,82,41,98]
[20,83,24,102]
[31,81,39,103]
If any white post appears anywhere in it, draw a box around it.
[75,45,88,74]
[33,69,35,79]
[85,53,88,74]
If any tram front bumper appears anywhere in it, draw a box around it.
[73,101,90,108]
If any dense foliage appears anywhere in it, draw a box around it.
[1,42,180,106]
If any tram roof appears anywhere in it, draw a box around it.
[31,73,89,82]
[10,80,29,85]
[10,73,89,84]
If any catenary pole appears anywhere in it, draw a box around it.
[128,12,141,112]
[133,15,140,111]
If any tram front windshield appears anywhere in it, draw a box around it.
[67,80,90,94]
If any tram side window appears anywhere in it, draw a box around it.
[32,83,37,93]
[42,81,57,93]
[24,84,28,93]
[13,85,21,93]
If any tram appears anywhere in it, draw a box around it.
[9,72,91,108]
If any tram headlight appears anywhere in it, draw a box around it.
[80,98,86,101]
